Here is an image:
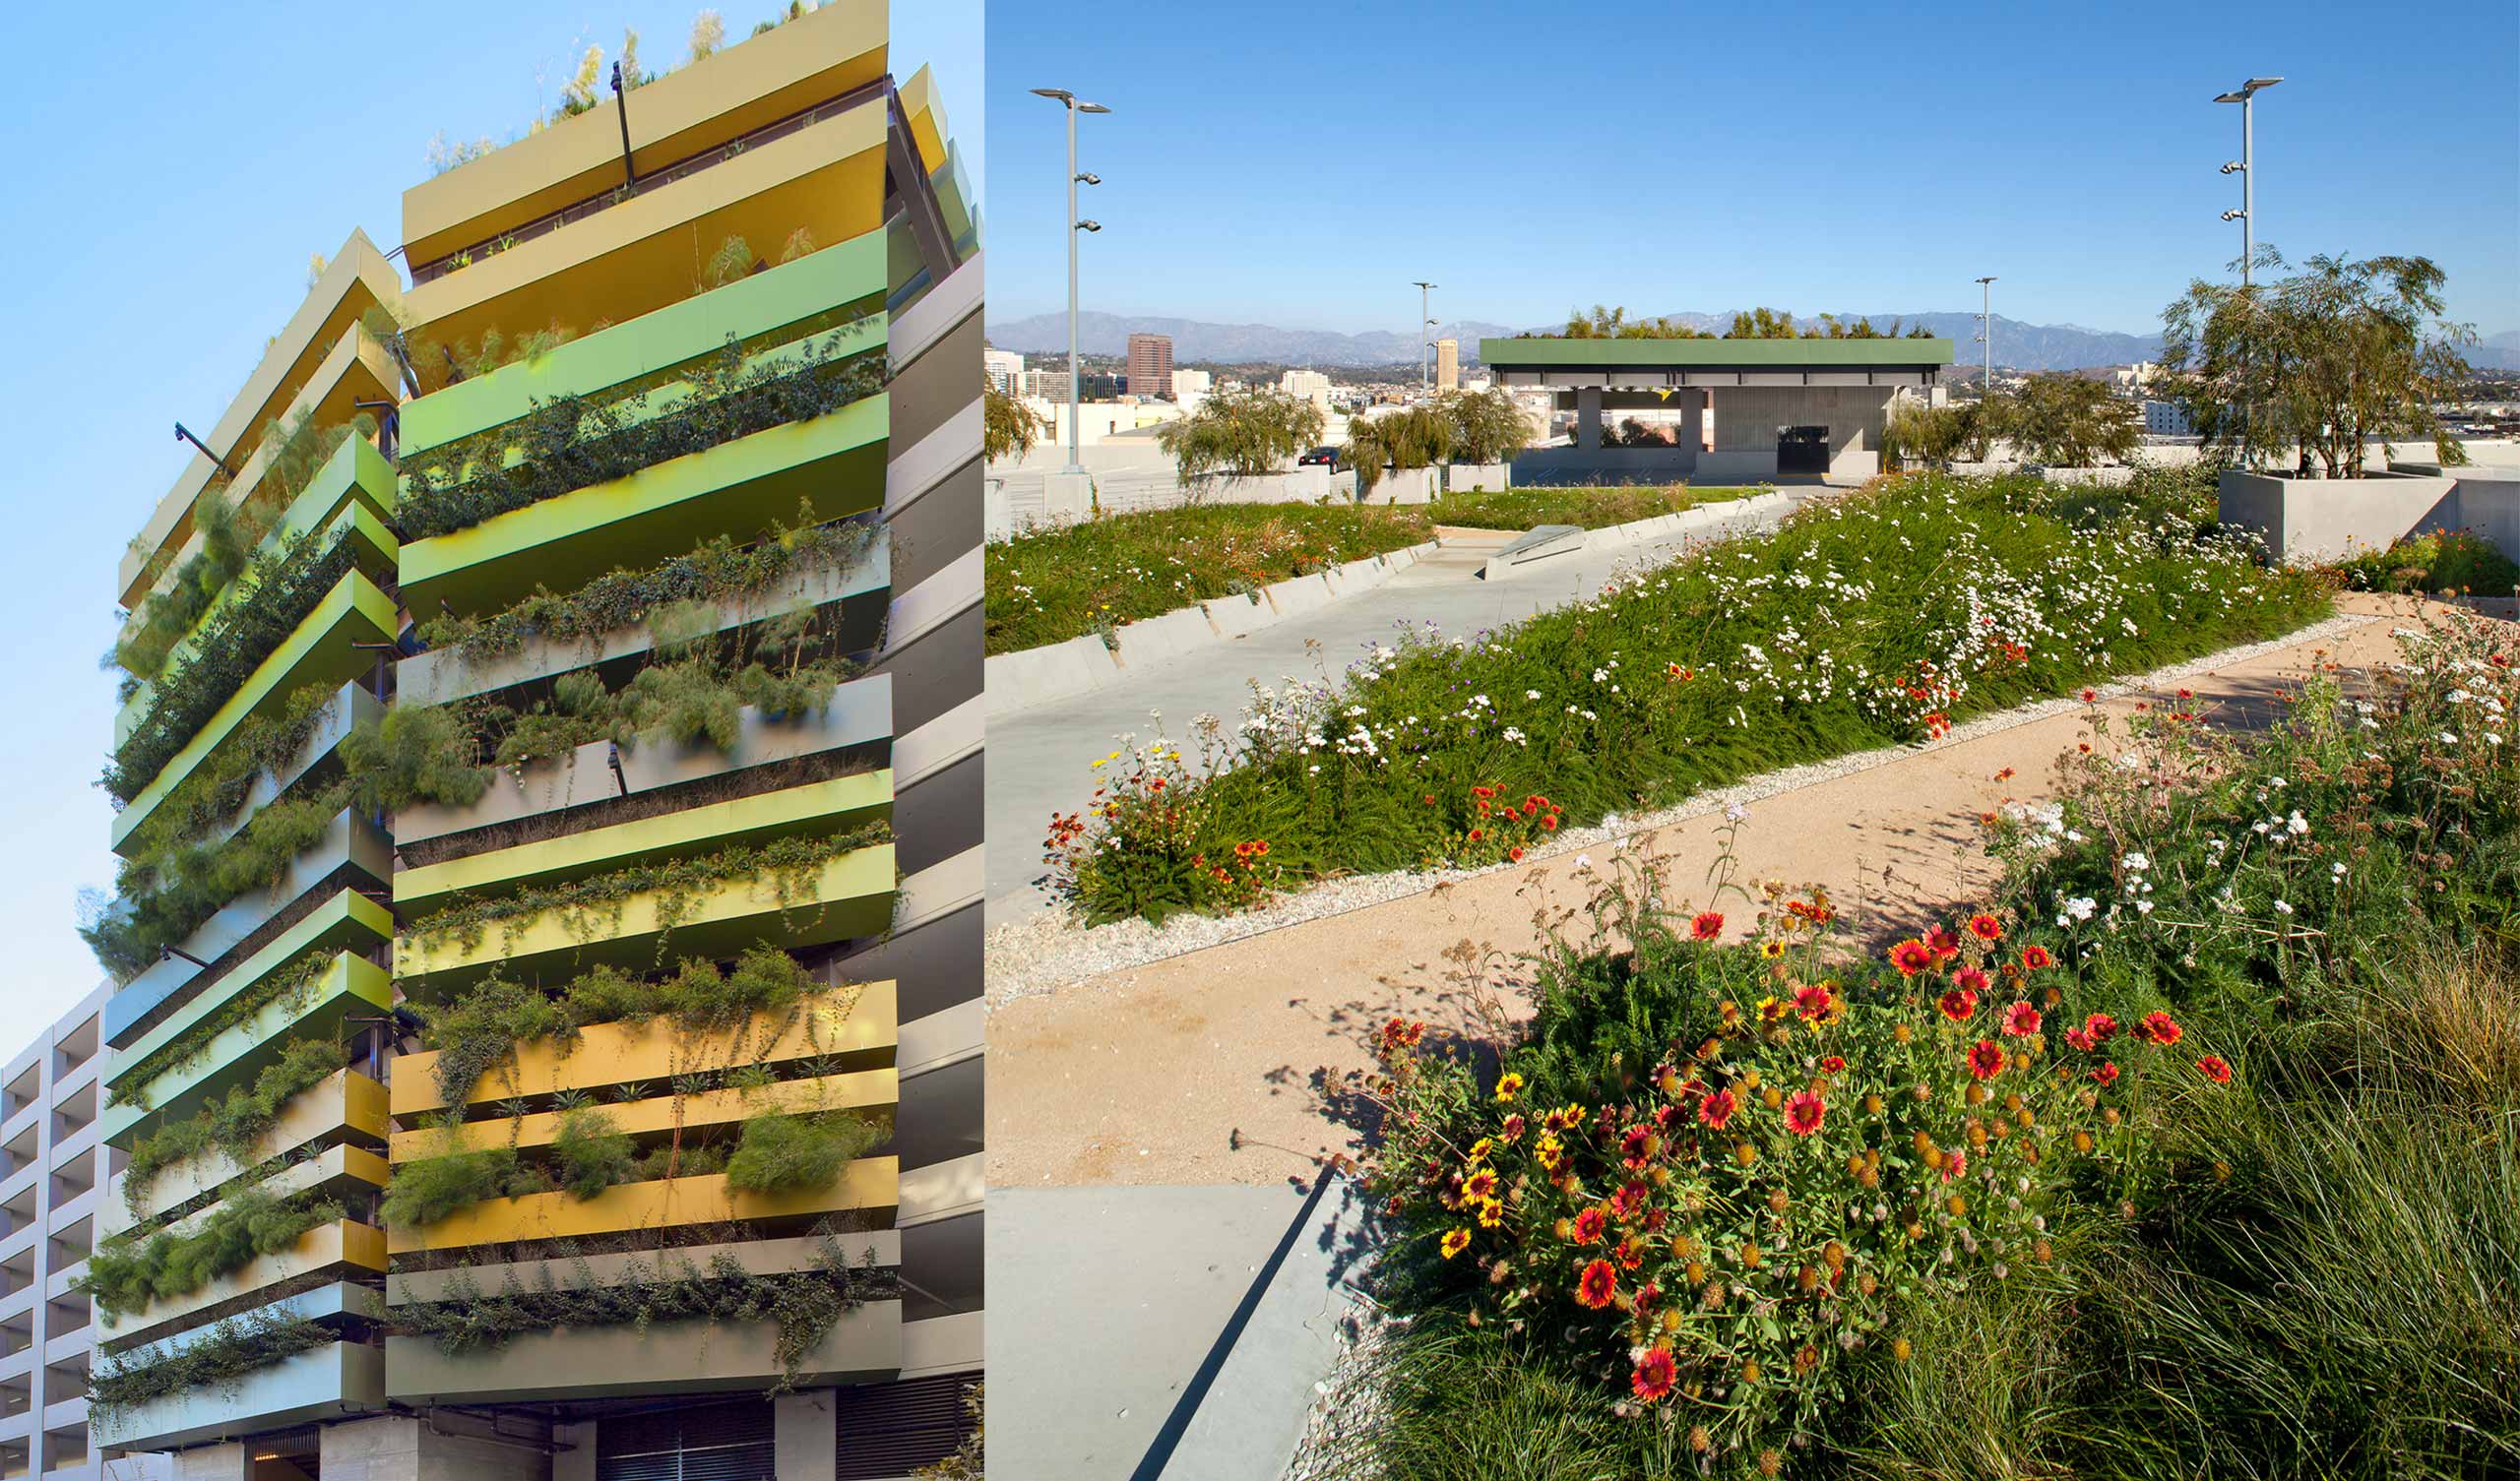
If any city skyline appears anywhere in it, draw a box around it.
[986,0,2518,339]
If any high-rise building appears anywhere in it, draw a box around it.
[984,347,1025,396]
[0,986,170,1481]
[1169,367,1213,401]
[1435,339,1459,392]
[1125,334,1173,398]
[1281,369,1332,401]
[87,8,981,1477]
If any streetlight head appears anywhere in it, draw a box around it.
[1975,276,1996,285]
[1076,172,1101,185]
[2220,160,2243,174]
[2214,91,2246,104]
[1030,88,1074,101]
[2221,209,2247,222]
[1076,219,1102,232]
[2244,76,2284,92]
[1078,101,1112,114]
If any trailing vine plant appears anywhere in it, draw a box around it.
[119,1036,349,1221]
[106,949,337,1113]
[396,327,886,542]
[81,1188,342,1322]
[87,1306,337,1420]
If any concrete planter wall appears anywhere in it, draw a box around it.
[2217,470,2460,564]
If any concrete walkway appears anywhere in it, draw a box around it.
[983,493,1823,919]
[985,596,2471,1189]
[988,1177,1376,1481]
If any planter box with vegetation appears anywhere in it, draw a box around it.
[95,1217,387,1347]
[381,1160,895,1255]
[393,982,892,1116]
[107,570,399,853]
[401,385,889,618]
[395,769,891,911]
[2217,468,2461,564]
[99,953,389,1151]
[92,1286,389,1451]
[103,888,392,1056]
[385,1296,901,1405]
[391,837,897,992]
[106,1068,387,1236]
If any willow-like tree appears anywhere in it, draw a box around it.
[982,380,1046,463]
[1347,403,1452,498]
[2160,250,2475,476]
[1991,374,2141,467]
[1442,387,1533,465]
[1154,387,1324,493]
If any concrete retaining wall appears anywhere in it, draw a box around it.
[2217,470,2462,564]
[984,540,1440,717]
[1478,490,1800,577]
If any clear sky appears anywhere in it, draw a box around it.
[0,2,979,1053]
[985,0,2517,339]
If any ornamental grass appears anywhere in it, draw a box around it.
[1049,471,2333,925]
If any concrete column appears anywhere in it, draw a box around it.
[1575,386,1603,450]
[1679,390,1706,467]
[552,1423,597,1481]
[173,1445,253,1481]
[776,1390,839,1477]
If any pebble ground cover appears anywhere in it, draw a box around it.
[1048,471,2335,925]
[984,502,1432,655]
[1320,607,2518,1479]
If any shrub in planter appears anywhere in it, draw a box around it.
[724,1110,887,1195]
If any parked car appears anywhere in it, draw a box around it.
[1296,446,1345,471]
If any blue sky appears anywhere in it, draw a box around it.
[0,1,979,1050]
[986,0,2517,338]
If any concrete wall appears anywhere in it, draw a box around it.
[2217,470,2462,564]
[1713,385,1890,477]
[1510,447,1699,486]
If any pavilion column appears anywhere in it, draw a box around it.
[1679,389,1705,466]
[1575,385,1603,450]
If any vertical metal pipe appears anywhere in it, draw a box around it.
[1065,101,1084,474]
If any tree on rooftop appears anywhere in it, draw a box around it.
[1347,403,1451,499]
[1990,373,2141,467]
[1726,307,1802,339]
[982,380,1047,463]
[1559,305,1715,339]
[2159,249,2475,477]
[1155,387,1325,494]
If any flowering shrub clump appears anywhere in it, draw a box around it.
[985,503,1431,655]
[1044,739,1279,922]
[2325,526,2520,598]
[1362,872,2216,1464]
[1990,609,2519,997]
[1051,473,2332,924]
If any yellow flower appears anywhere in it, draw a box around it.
[1493,1072,1526,1103]
[1759,940,1787,961]
[1440,1227,1473,1259]
[1476,1198,1505,1228]
[1536,1134,1564,1171]
[1466,1137,1494,1164]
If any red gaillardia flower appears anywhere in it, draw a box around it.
[1794,982,1835,1021]
[1967,912,2004,942]
[2137,1010,2183,1046]
[1631,1346,1678,1402]
[2002,1002,2043,1037]
[1620,1125,1655,1169]
[1967,1040,2006,1080]
[2083,1013,2118,1044]
[1953,964,1993,996]
[1691,911,1725,942]
[1575,1258,1619,1310]
[2021,944,2055,970]
[1937,987,1979,1023]
[1889,939,1936,976]
[1925,927,1963,960]
[2091,1061,2120,1086]
[1784,1089,1826,1137]
[1820,1055,1847,1074]
[1572,1206,1609,1245]
[1698,1087,1738,1130]
[2196,1055,2233,1083]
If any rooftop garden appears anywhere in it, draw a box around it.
[1043,468,2333,925]
[1313,606,2519,1477]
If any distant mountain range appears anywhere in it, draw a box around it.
[988,309,2520,374]
[986,309,2167,372]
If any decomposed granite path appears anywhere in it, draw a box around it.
[985,594,2482,1189]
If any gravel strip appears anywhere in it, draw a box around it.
[1282,1297,1402,1481]
[985,607,2386,1007]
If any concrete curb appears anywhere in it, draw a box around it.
[1476,489,1799,579]
[984,540,1441,719]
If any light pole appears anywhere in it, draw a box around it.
[1033,87,1110,475]
[2215,77,2281,288]
[1414,281,1435,394]
[1974,276,1996,401]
